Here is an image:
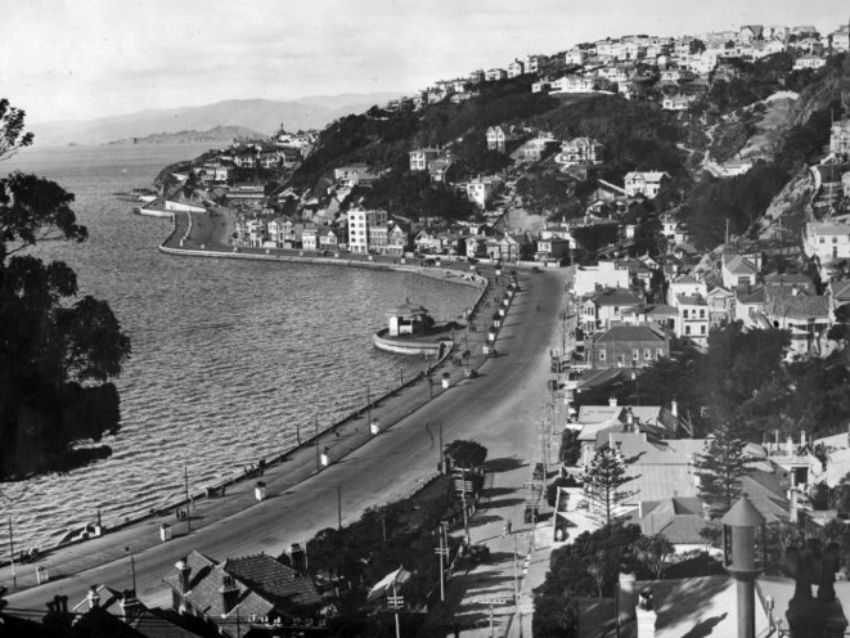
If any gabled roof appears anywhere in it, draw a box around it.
[675,294,707,306]
[830,278,850,300]
[736,285,765,304]
[766,294,830,321]
[631,496,707,544]
[225,554,322,609]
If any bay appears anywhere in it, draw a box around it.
[0,143,478,556]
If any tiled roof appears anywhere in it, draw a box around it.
[577,405,622,424]
[593,325,666,343]
[225,553,322,609]
[736,285,765,304]
[631,497,708,544]
[830,278,850,300]
[675,294,707,306]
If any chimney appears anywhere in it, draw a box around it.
[790,490,799,524]
[289,543,307,573]
[636,589,657,638]
[220,574,240,615]
[774,429,780,453]
[786,435,793,457]
[617,573,638,624]
[800,430,807,449]
[120,589,143,622]
[175,559,191,594]
[86,586,100,610]
[670,399,678,418]
[609,396,618,407]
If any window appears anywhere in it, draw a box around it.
[644,348,652,360]
[682,309,688,319]
[820,237,825,244]
[699,309,705,319]
[617,354,626,366]
[632,349,640,362]
[701,325,707,335]
[599,349,607,361]
[656,347,664,359]
[685,325,691,335]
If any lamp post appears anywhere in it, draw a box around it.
[721,495,765,638]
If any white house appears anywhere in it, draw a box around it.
[803,221,850,265]
[624,171,670,199]
[573,261,630,296]
[466,176,503,209]
[347,208,388,254]
[721,253,760,290]
[554,137,603,167]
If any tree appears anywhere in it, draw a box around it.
[632,533,674,579]
[693,424,755,518]
[0,99,131,479]
[583,448,635,526]
[443,439,487,470]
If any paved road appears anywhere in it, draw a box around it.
[5,267,566,620]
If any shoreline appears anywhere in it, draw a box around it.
[2,206,503,573]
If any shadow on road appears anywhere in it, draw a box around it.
[484,457,526,473]
[484,497,525,509]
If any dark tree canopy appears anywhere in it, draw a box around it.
[443,439,487,469]
[0,99,130,479]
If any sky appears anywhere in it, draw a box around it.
[2,0,848,124]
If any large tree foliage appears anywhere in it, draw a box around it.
[583,448,635,526]
[693,424,755,518]
[0,100,131,479]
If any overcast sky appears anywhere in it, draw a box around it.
[3,0,848,123]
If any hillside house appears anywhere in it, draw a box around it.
[535,237,572,263]
[334,164,380,188]
[587,325,669,370]
[386,221,409,257]
[551,75,596,93]
[765,291,830,357]
[301,226,319,251]
[707,286,734,326]
[486,232,531,262]
[507,59,525,78]
[409,148,441,172]
[673,293,709,344]
[623,171,670,199]
[721,253,760,289]
[317,227,339,252]
[793,55,826,70]
[525,54,548,73]
[803,221,850,269]
[511,136,559,162]
[554,137,603,167]
[564,49,587,66]
[466,175,503,209]
[485,68,507,82]
[486,125,520,153]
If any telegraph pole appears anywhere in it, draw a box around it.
[438,422,444,473]
[461,467,471,544]
[337,485,342,530]
[435,526,447,601]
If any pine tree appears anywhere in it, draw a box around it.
[583,448,635,526]
[694,424,755,518]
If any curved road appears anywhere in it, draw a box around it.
[6,267,567,616]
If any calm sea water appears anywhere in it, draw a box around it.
[0,143,478,556]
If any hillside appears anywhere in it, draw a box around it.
[29,93,401,147]
[106,125,264,146]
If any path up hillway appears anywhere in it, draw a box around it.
[3,262,568,617]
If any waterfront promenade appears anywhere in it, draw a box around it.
[3,210,567,632]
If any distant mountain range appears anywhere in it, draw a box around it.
[29,93,402,147]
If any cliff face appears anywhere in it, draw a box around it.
[793,55,850,127]
[757,168,815,240]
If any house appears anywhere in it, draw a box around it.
[830,119,850,158]
[661,94,696,111]
[507,59,525,78]
[485,67,507,82]
[486,232,531,262]
[334,163,380,188]
[802,221,850,267]
[486,125,519,153]
[317,227,339,252]
[628,496,709,552]
[673,293,710,343]
[551,75,596,93]
[793,54,826,70]
[734,285,767,327]
[666,274,707,305]
[623,171,670,199]
[535,237,572,263]
[469,69,485,84]
[721,253,760,289]
[409,147,441,172]
[587,325,669,370]
[386,221,409,257]
[564,49,587,66]
[764,291,830,357]
[554,137,604,167]
[582,288,644,333]
[347,207,388,254]
[525,54,548,73]
[163,550,322,636]
[706,286,734,326]
[301,225,319,251]
[466,175,503,209]
[620,303,679,333]
[414,228,444,254]
[428,157,454,183]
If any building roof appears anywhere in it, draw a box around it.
[767,294,830,321]
[724,254,759,275]
[808,222,850,236]
[630,496,707,544]
[593,325,667,343]
[224,553,322,609]
[764,273,815,291]
[736,285,766,304]
[675,294,708,306]
[591,288,643,307]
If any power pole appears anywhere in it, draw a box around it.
[461,467,471,544]
[184,466,191,533]
[435,526,446,601]
[513,533,520,605]
[438,422,444,473]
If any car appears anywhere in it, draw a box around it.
[531,266,542,273]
